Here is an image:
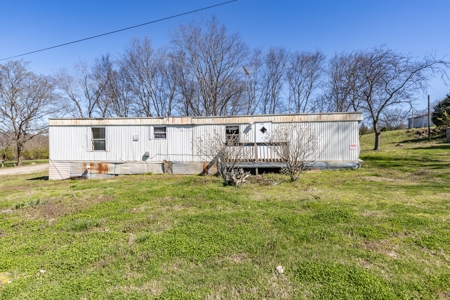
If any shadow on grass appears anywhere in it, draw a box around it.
[399,137,446,144]
[410,144,450,151]
[28,176,49,181]
[361,155,449,170]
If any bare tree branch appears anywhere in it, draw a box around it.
[196,127,252,185]
[261,47,288,114]
[170,16,248,116]
[268,123,321,182]
[0,60,58,166]
[286,50,325,113]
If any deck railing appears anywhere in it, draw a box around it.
[225,142,287,162]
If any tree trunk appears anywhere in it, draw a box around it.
[373,121,381,150]
[16,142,24,166]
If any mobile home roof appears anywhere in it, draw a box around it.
[49,112,363,126]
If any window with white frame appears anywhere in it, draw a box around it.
[92,127,106,150]
[154,127,167,139]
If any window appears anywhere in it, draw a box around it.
[225,125,240,145]
[92,128,106,151]
[154,127,167,139]
[260,126,267,134]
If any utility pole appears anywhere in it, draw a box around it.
[428,95,431,141]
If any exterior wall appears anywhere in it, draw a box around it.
[49,161,70,180]
[49,125,193,162]
[49,113,363,179]
[408,115,433,129]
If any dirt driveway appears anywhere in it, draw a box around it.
[0,164,49,176]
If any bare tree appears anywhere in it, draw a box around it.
[170,50,198,116]
[196,128,251,186]
[286,50,325,113]
[0,60,58,166]
[379,107,409,130]
[354,47,449,150]
[324,52,362,112]
[170,16,248,116]
[54,67,85,118]
[261,47,289,114]
[107,66,136,117]
[119,37,154,117]
[150,48,178,117]
[242,48,264,115]
[55,56,112,118]
[268,123,321,182]
[118,39,179,117]
[93,54,115,117]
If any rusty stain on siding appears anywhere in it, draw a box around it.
[82,162,109,174]
[96,162,109,174]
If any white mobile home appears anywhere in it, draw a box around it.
[48,113,363,180]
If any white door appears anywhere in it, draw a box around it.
[254,122,272,142]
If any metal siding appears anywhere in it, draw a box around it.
[269,121,358,162]
[168,126,193,161]
[49,117,361,164]
[192,125,224,162]
[240,124,254,142]
[49,161,70,180]
[172,162,203,174]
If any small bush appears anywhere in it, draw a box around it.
[359,123,373,135]
[22,150,33,160]
[0,147,15,160]
[32,147,49,159]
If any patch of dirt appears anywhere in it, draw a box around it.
[0,272,12,286]
[1,185,31,191]
[360,176,398,183]
[108,280,163,297]
[410,170,436,181]
[205,274,297,300]
[14,195,115,220]
[361,240,399,259]
[0,164,48,176]
[225,253,250,264]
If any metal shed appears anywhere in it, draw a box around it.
[408,114,433,129]
[48,113,363,180]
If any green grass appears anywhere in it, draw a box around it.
[1,159,48,168]
[1,130,450,299]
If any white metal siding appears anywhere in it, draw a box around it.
[49,119,360,163]
[192,125,224,162]
[49,161,70,180]
[167,126,193,161]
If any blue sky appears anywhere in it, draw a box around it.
[1,0,449,110]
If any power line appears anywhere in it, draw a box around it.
[0,0,237,62]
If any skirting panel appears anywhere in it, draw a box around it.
[49,161,71,180]
[49,160,362,180]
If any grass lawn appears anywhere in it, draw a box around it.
[1,129,449,299]
[1,159,49,168]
